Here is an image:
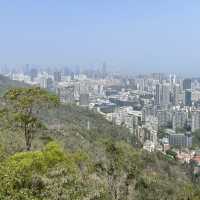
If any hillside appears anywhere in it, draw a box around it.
[0,74,28,95]
[0,79,199,199]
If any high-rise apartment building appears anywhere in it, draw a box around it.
[30,68,38,82]
[192,111,200,132]
[183,78,192,90]
[161,83,171,106]
[172,110,188,130]
[79,93,89,106]
[155,84,161,105]
[168,132,192,148]
[185,90,192,106]
[54,71,62,82]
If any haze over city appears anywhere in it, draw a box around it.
[1,0,200,76]
[2,1,200,199]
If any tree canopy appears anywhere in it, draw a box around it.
[0,86,200,199]
[1,87,59,150]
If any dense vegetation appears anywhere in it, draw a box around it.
[0,77,199,199]
[192,129,200,149]
[0,74,29,95]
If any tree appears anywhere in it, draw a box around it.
[166,149,177,159]
[192,129,200,148]
[157,128,167,139]
[0,142,110,200]
[95,140,141,200]
[1,87,59,151]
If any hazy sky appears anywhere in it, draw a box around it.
[1,0,200,75]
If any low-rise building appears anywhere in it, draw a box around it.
[143,140,155,152]
[168,131,192,148]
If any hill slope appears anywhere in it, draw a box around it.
[0,74,28,95]
[0,79,199,199]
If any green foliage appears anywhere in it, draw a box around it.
[1,87,59,150]
[41,104,138,150]
[94,141,143,200]
[0,131,199,200]
[157,128,168,139]
[0,144,6,162]
[135,174,181,200]
[192,129,200,148]
[0,142,109,200]
[176,127,187,133]
[0,75,29,96]
[0,83,199,199]
[166,149,177,159]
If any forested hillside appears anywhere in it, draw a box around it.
[0,74,29,95]
[0,76,199,199]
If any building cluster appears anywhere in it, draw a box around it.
[2,66,200,171]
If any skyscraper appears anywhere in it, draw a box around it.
[75,66,80,75]
[157,110,172,128]
[192,111,200,132]
[79,93,89,106]
[30,68,38,82]
[63,66,70,76]
[172,84,181,106]
[172,110,188,130]
[56,85,75,103]
[102,62,107,78]
[185,90,192,106]
[161,83,171,106]
[24,64,30,75]
[46,78,54,91]
[155,84,161,105]
[183,79,192,90]
[54,71,62,82]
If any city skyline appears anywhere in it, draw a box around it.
[1,2,200,198]
[1,1,200,76]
